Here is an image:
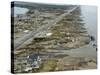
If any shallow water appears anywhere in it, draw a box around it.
[14,7,28,17]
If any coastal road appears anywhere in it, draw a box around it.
[14,6,79,50]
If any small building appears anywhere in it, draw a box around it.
[27,54,42,69]
[46,33,52,37]
[23,30,29,33]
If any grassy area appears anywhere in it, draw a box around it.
[32,59,58,72]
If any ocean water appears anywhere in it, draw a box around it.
[81,6,97,43]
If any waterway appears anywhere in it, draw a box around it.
[81,6,97,43]
[65,6,97,59]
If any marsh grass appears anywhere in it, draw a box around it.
[32,59,58,72]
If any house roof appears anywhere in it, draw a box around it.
[27,54,40,61]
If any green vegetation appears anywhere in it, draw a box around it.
[32,59,58,72]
